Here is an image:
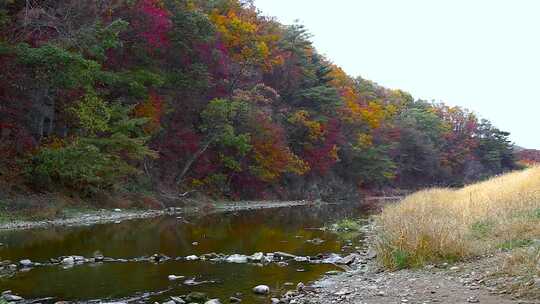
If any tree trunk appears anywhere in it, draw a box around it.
[175,136,214,186]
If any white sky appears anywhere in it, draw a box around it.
[255,0,540,149]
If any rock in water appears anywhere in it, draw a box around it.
[274,252,296,259]
[248,252,264,262]
[168,275,184,281]
[62,257,75,265]
[252,285,270,295]
[19,259,32,267]
[185,255,199,261]
[170,296,186,304]
[3,294,23,301]
[294,256,308,262]
[204,299,222,304]
[336,254,357,265]
[226,254,248,263]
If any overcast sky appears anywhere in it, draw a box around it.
[255,0,540,149]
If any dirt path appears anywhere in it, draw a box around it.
[296,263,527,304]
[278,226,538,304]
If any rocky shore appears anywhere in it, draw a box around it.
[0,200,312,231]
[267,226,539,304]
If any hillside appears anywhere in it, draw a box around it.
[0,1,518,205]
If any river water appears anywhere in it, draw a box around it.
[0,203,366,303]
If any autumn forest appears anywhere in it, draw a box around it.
[0,0,524,203]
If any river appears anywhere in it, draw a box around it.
[0,203,367,303]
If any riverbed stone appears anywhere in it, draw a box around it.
[204,299,221,304]
[61,257,75,265]
[168,275,185,281]
[294,256,308,262]
[19,259,32,267]
[252,285,270,295]
[336,254,357,265]
[170,296,186,304]
[274,251,296,259]
[226,254,248,263]
[3,293,23,301]
[248,252,264,262]
[185,255,199,261]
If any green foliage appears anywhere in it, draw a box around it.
[327,218,364,232]
[392,250,410,270]
[71,93,112,135]
[471,220,494,239]
[110,69,165,98]
[27,141,133,195]
[14,43,101,88]
[27,100,155,195]
[342,144,396,188]
[499,239,533,251]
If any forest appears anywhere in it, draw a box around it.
[0,0,520,203]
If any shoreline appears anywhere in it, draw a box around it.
[281,223,536,304]
[0,200,313,231]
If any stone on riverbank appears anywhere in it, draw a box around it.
[3,293,23,302]
[252,285,270,295]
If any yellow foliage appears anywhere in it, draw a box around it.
[288,110,325,142]
[357,133,373,148]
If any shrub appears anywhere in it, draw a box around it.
[27,141,136,195]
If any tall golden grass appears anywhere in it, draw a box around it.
[375,166,540,269]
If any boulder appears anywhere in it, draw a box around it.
[204,299,221,304]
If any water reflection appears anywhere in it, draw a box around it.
[0,203,365,302]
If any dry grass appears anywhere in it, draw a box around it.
[375,166,540,269]
[494,247,540,300]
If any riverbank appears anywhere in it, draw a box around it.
[0,200,313,231]
[280,168,540,304]
[292,251,537,304]
[274,222,538,304]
